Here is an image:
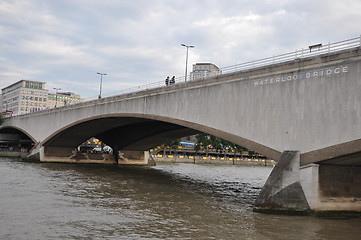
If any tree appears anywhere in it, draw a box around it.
[195,133,212,156]
[163,139,181,155]
[195,133,253,158]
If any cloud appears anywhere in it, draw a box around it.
[0,0,360,97]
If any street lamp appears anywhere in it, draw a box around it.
[53,87,61,108]
[181,44,194,82]
[97,72,107,99]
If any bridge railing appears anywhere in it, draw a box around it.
[220,36,361,74]
[82,76,186,101]
[82,36,360,102]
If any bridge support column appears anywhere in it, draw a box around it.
[27,146,152,166]
[254,151,311,214]
[37,146,114,164]
[254,151,361,215]
[117,150,150,166]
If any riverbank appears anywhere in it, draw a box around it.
[1,151,276,167]
[153,154,275,167]
[0,151,28,158]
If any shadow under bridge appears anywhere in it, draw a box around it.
[42,116,199,162]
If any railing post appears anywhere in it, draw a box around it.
[328,42,331,53]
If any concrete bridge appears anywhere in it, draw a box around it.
[1,42,361,214]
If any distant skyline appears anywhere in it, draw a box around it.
[1,0,360,98]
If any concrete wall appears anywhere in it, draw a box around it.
[2,48,361,164]
[319,165,361,198]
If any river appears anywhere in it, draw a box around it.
[0,157,360,239]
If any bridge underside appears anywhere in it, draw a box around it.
[319,151,361,166]
[36,117,199,165]
[0,127,34,150]
[44,117,199,150]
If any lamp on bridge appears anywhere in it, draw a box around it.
[181,44,194,82]
[53,87,61,108]
[97,72,107,99]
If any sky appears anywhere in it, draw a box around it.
[0,0,360,98]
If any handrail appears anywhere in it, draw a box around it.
[221,36,360,74]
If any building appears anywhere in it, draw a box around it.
[1,80,48,116]
[47,92,82,109]
[1,80,82,116]
[190,63,221,81]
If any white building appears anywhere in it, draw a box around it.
[1,80,82,116]
[190,63,221,81]
[47,92,81,109]
[1,80,48,116]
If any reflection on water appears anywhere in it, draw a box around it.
[0,157,360,239]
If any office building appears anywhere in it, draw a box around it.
[1,80,48,115]
[190,63,221,81]
[47,92,81,108]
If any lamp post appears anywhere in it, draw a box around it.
[97,72,107,99]
[53,87,61,108]
[181,44,194,82]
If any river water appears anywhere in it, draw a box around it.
[0,157,360,240]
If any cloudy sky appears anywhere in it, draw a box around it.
[0,0,360,98]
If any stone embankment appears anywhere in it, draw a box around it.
[153,154,275,166]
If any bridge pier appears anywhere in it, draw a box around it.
[117,150,150,166]
[27,146,150,166]
[254,151,361,215]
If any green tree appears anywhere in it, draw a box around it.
[163,139,181,155]
[195,133,252,157]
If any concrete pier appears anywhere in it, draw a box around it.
[255,151,361,214]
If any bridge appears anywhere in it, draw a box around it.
[1,37,361,214]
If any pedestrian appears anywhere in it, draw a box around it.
[170,76,175,85]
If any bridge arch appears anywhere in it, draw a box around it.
[40,113,281,160]
[0,126,35,150]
